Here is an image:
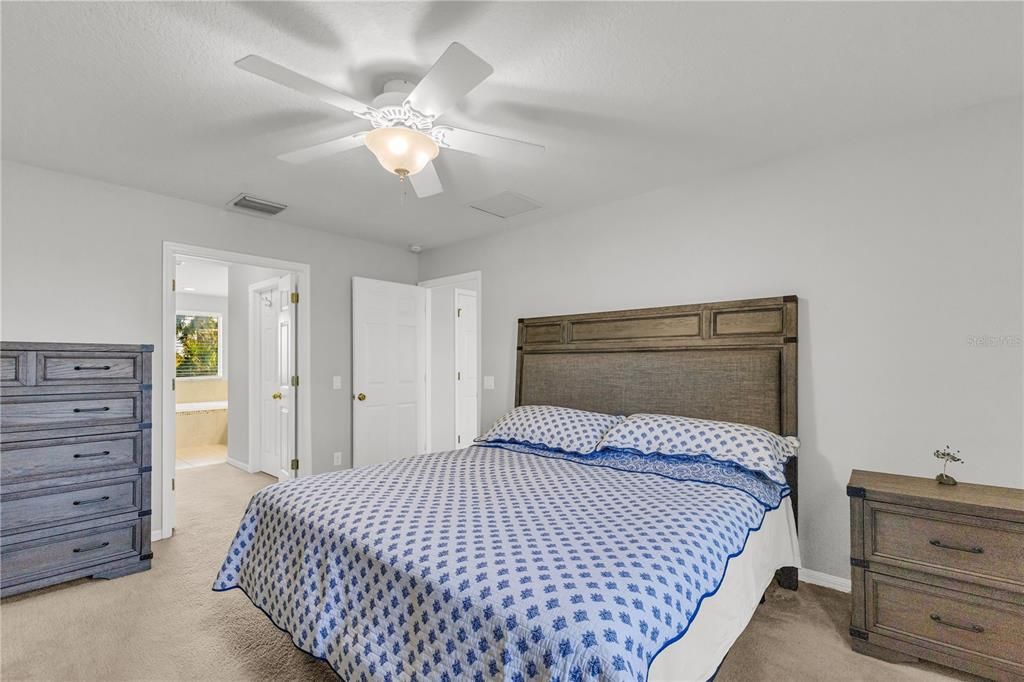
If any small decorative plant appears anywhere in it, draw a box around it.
[933,445,963,485]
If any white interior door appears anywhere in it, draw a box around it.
[352,277,426,468]
[276,274,297,480]
[454,289,479,447]
[256,284,281,478]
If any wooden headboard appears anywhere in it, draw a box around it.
[514,295,798,525]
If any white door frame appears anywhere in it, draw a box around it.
[418,271,482,450]
[453,288,479,447]
[248,277,283,478]
[161,242,312,541]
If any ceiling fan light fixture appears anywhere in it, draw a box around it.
[364,127,439,177]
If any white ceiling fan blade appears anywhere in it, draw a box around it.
[409,161,443,198]
[236,55,372,116]
[433,126,544,161]
[277,132,369,164]
[404,43,493,119]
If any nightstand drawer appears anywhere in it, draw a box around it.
[866,501,1024,589]
[867,572,1024,670]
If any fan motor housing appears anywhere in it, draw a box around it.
[371,79,415,108]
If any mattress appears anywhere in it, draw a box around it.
[648,498,800,682]
[214,444,796,681]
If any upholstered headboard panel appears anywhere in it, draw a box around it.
[514,296,798,518]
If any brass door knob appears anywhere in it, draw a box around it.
[271,392,282,400]
[356,393,366,401]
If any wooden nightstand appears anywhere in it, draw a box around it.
[847,470,1024,681]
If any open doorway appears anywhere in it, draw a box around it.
[174,257,230,470]
[418,271,482,452]
[161,243,311,539]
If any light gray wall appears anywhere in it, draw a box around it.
[1,161,419,532]
[226,264,288,469]
[419,99,1024,581]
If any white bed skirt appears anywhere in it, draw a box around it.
[648,497,801,682]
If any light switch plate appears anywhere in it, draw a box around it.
[333,451,343,466]
[332,376,342,390]
[483,376,495,390]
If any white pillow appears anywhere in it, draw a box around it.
[597,413,798,484]
[476,405,624,454]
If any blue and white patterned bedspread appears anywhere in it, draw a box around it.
[214,444,788,682]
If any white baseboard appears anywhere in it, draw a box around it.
[226,457,255,474]
[800,568,851,593]
[151,529,165,543]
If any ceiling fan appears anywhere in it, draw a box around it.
[236,42,544,198]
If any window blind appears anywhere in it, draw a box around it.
[175,313,221,378]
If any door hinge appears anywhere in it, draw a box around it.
[290,291,299,304]
[291,375,299,387]
[290,458,299,471]
[171,278,176,292]
[457,307,462,317]
[457,371,461,381]
[171,478,176,491]
[172,378,176,391]
[457,435,461,444]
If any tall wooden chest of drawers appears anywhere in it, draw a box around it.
[1,342,153,597]
[848,470,1024,681]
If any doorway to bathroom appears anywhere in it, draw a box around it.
[162,242,311,539]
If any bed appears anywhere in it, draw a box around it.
[215,296,800,681]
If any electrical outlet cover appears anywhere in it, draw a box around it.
[333,451,343,466]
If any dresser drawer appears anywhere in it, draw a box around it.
[1,350,29,387]
[1,476,143,533]
[1,519,142,585]
[865,501,1024,589]
[36,351,143,386]
[1,393,142,432]
[867,572,1024,670]
[1,431,144,482]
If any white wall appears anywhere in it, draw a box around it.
[419,99,1024,581]
[226,264,287,469]
[1,161,419,532]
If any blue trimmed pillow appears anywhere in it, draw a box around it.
[476,405,624,455]
[596,413,798,484]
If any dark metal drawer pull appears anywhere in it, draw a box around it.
[73,450,111,459]
[929,539,984,554]
[73,541,110,553]
[74,365,111,371]
[72,496,110,506]
[73,407,110,413]
[930,613,985,633]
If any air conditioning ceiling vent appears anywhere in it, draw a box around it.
[467,192,541,219]
[227,193,287,216]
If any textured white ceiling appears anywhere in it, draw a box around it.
[2,2,1021,249]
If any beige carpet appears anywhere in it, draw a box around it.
[1,463,976,681]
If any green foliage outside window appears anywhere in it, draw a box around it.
[176,314,220,378]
